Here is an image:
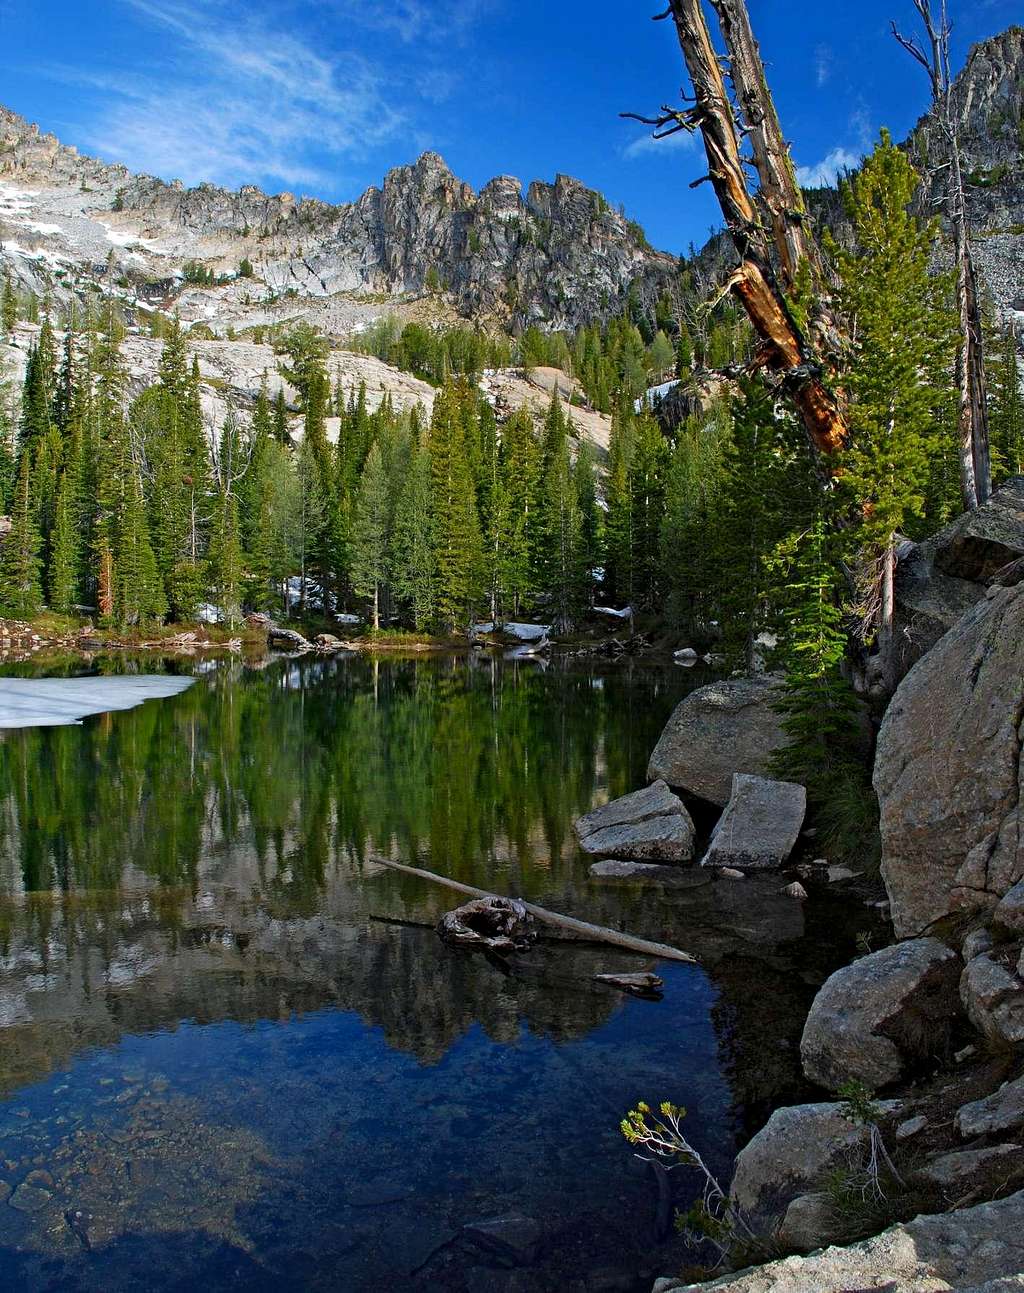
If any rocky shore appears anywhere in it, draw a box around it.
[584,478,1024,1291]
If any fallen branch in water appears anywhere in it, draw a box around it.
[368,857,698,964]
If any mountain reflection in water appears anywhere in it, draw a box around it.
[0,653,870,1291]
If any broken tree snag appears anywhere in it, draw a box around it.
[892,0,991,508]
[663,0,849,463]
[709,0,816,289]
[369,857,698,963]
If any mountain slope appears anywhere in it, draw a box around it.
[0,107,676,337]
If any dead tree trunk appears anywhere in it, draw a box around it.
[660,0,848,464]
[893,0,991,509]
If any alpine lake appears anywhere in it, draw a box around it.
[0,649,877,1292]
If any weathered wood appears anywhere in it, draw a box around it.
[665,0,848,463]
[369,857,698,963]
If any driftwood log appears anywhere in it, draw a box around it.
[370,857,697,963]
[437,896,537,955]
[594,971,665,997]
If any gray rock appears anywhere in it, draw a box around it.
[893,535,988,678]
[915,1143,1023,1195]
[647,676,788,806]
[574,781,695,862]
[961,954,1024,1045]
[653,1189,1024,1292]
[995,881,1024,934]
[574,782,695,864]
[777,1192,837,1253]
[268,626,312,651]
[461,1214,542,1266]
[956,1074,1024,1138]
[9,1182,52,1212]
[932,476,1024,582]
[800,938,961,1092]
[588,859,709,886]
[964,927,996,961]
[780,882,808,901]
[895,1114,928,1141]
[701,774,806,871]
[729,1101,898,1226]
[874,581,1024,938]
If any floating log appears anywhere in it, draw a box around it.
[369,857,698,964]
[594,971,665,996]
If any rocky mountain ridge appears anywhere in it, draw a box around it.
[0,105,676,338]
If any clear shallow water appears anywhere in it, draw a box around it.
[0,653,869,1291]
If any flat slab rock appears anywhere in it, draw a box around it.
[701,773,806,871]
[574,780,695,863]
[653,1188,1024,1292]
[956,1073,1024,1138]
[0,675,195,729]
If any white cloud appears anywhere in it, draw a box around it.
[814,44,832,88]
[623,128,699,160]
[48,0,409,193]
[795,146,861,189]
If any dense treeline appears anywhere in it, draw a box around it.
[0,136,1021,666]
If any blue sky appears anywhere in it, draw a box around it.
[1,0,1018,254]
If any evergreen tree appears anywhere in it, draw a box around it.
[494,408,541,619]
[1,269,15,335]
[350,441,392,629]
[0,452,42,617]
[391,433,435,630]
[428,380,484,631]
[833,130,956,686]
[48,462,81,614]
[989,325,1023,483]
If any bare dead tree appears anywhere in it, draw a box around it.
[626,0,848,467]
[893,0,991,509]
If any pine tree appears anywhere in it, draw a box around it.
[0,452,42,617]
[603,406,636,606]
[428,380,484,631]
[1,269,16,335]
[989,325,1023,483]
[48,465,81,614]
[350,441,392,629]
[391,436,435,630]
[494,408,541,619]
[833,130,956,687]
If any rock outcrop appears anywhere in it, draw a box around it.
[956,1073,1024,1138]
[574,780,696,862]
[654,1189,1024,1292]
[893,478,1024,680]
[647,677,787,807]
[0,105,675,335]
[874,581,1024,938]
[800,939,962,1092]
[700,774,806,870]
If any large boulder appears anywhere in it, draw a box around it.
[701,774,806,871]
[653,1190,1024,1292]
[574,780,695,862]
[931,475,1024,582]
[800,938,961,1092]
[874,582,1024,938]
[647,676,787,806]
[729,1101,900,1228]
